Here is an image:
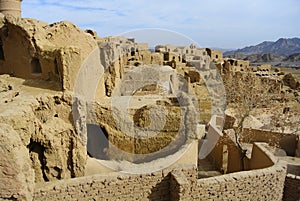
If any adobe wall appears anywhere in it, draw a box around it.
[34,172,170,201]
[207,133,248,173]
[283,174,300,201]
[287,163,300,176]
[296,135,300,157]
[84,140,199,176]
[242,128,298,156]
[0,17,98,91]
[34,165,197,201]
[283,163,300,201]
[207,135,280,174]
[171,144,286,200]
[185,161,286,200]
[211,50,223,62]
[250,142,276,169]
[235,60,250,69]
[24,143,288,200]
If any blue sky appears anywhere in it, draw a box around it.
[22,0,300,49]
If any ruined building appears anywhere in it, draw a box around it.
[0,2,299,201]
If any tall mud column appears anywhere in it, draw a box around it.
[0,0,22,18]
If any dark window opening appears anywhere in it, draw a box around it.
[54,58,59,75]
[31,57,42,74]
[164,53,169,61]
[27,139,48,181]
[216,55,219,59]
[85,29,96,38]
[131,47,135,56]
[0,38,4,61]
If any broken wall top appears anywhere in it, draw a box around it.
[1,15,98,59]
[0,15,98,90]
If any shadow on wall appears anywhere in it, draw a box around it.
[279,135,298,157]
[207,134,277,174]
[87,124,109,160]
[22,79,62,91]
[287,164,300,176]
[148,174,170,201]
[283,165,300,201]
[242,128,299,157]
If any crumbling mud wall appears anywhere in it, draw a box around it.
[98,42,164,98]
[0,15,97,90]
[283,164,300,201]
[33,144,286,201]
[172,161,286,200]
[242,128,298,156]
[0,76,86,186]
[0,124,34,201]
[171,143,287,201]
[33,165,197,201]
[85,75,200,162]
[283,174,300,201]
[0,14,167,97]
[207,131,248,173]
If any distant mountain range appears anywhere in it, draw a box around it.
[224,38,300,56]
[228,52,300,63]
[224,38,300,68]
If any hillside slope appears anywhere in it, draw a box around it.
[225,38,300,56]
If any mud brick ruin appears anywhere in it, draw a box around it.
[0,1,299,200]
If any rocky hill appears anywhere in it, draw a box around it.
[225,52,300,68]
[226,53,285,63]
[283,53,300,62]
[225,41,300,68]
[225,38,300,56]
